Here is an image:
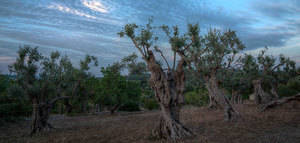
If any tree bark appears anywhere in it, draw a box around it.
[152,105,192,141]
[205,82,219,109]
[30,96,70,135]
[204,75,238,121]
[64,99,73,114]
[261,93,300,111]
[30,98,42,135]
[270,83,279,99]
[30,99,52,135]
[238,94,243,104]
[231,90,242,104]
[231,90,236,104]
[146,51,193,141]
[252,79,272,104]
[110,103,121,115]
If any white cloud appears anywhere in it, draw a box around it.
[81,0,108,13]
[48,4,97,19]
[47,3,121,25]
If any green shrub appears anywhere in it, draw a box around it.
[143,98,159,110]
[278,78,300,97]
[185,89,209,106]
[286,77,300,92]
[0,95,31,125]
[278,84,298,97]
[0,83,31,125]
[119,101,140,112]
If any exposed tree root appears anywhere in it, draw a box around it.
[152,116,194,142]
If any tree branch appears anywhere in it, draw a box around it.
[131,38,147,60]
[261,93,300,111]
[155,46,171,70]
[271,62,285,72]
[172,51,176,71]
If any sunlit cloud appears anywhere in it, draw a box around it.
[48,4,97,19]
[82,0,108,13]
[47,3,120,25]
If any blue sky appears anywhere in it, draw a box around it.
[0,0,299,75]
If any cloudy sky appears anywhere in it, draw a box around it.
[0,0,299,76]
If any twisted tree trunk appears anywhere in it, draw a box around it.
[204,74,238,121]
[64,99,73,114]
[147,51,193,141]
[252,79,272,104]
[30,96,70,135]
[205,82,219,109]
[30,100,52,135]
[270,83,279,99]
[31,98,43,135]
[231,90,243,104]
[231,90,237,104]
[238,94,243,104]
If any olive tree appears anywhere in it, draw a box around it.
[241,48,297,104]
[119,21,194,141]
[71,55,98,113]
[98,62,141,114]
[9,46,70,135]
[99,62,126,114]
[182,27,245,120]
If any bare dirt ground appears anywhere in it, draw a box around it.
[1,101,300,143]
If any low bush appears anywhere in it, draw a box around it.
[143,98,159,110]
[119,101,140,112]
[185,88,209,106]
[278,77,300,97]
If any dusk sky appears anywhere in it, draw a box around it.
[0,0,299,76]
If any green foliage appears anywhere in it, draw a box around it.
[286,76,300,92]
[184,89,209,106]
[9,46,43,100]
[97,63,141,112]
[119,101,140,112]
[184,28,245,77]
[278,77,300,97]
[242,48,296,82]
[278,84,298,97]
[122,53,147,76]
[0,84,31,124]
[142,97,159,110]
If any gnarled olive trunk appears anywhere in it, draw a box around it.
[205,82,218,109]
[30,96,70,135]
[30,98,52,135]
[231,90,243,104]
[252,79,272,104]
[110,103,121,115]
[270,83,279,99]
[204,75,238,121]
[147,51,193,141]
[64,99,73,114]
